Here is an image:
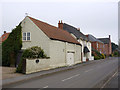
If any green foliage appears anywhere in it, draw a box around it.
[109,54,113,57]
[16,46,48,73]
[113,51,119,56]
[94,56,100,60]
[2,23,22,66]
[101,53,105,59]
[111,42,118,53]
[22,46,47,59]
[92,48,105,60]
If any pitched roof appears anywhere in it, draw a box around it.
[98,38,110,44]
[87,34,104,43]
[0,33,10,43]
[63,23,88,41]
[28,16,81,45]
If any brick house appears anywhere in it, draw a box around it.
[0,31,10,44]
[86,34,104,54]
[98,35,112,56]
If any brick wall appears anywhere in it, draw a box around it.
[92,41,104,54]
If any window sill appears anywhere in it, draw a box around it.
[22,40,31,42]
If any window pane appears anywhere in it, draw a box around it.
[23,37,26,40]
[23,33,26,37]
[27,37,30,40]
[27,32,30,37]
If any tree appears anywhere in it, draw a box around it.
[111,42,118,53]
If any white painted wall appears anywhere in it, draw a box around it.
[49,40,82,68]
[21,17,82,74]
[49,40,66,68]
[21,17,50,57]
[26,58,50,74]
[78,39,92,61]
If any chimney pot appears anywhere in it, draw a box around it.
[61,20,62,23]
[58,20,63,29]
[109,35,110,39]
[77,28,80,31]
[4,31,6,34]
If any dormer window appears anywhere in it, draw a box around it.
[23,32,31,41]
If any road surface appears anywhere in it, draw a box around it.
[3,57,119,88]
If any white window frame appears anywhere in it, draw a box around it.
[22,32,31,41]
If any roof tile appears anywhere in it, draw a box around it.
[28,16,81,45]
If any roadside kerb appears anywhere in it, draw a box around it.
[2,59,108,87]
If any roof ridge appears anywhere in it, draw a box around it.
[27,16,81,45]
[63,23,88,40]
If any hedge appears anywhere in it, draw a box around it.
[2,23,22,66]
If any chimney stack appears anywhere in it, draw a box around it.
[77,28,80,31]
[109,35,110,39]
[58,20,63,29]
[4,31,6,34]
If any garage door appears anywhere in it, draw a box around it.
[67,53,74,66]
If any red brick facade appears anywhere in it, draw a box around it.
[91,36,112,56]
[91,41,104,54]
[87,35,112,56]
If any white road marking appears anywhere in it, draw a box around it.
[62,74,80,82]
[101,71,118,89]
[85,69,93,72]
[43,86,48,88]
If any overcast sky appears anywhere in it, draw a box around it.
[0,0,119,44]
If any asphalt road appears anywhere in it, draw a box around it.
[3,57,119,88]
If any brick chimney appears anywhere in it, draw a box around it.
[58,20,63,29]
[4,31,6,34]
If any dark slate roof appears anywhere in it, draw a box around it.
[98,38,110,44]
[28,16,81,45]
[87,34,104,43]
[63,23,88,41]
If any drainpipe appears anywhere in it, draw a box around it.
[65,42,67,66]
[81,45,83,63]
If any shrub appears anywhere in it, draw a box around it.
[94,56,100,60]
[92,48,105,60]
[16,46,48,73]
[22,46,47,59]
[113,51,119,57]
[101,53,105,59]
[109,54,113,57]
[2,23,22,66]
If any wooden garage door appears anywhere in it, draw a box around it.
[67,53,74,66]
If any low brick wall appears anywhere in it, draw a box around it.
[25,58,50,74]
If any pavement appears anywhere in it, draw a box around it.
[2,57,119,88]
[2,59,98,86]
[1,67,23,80]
